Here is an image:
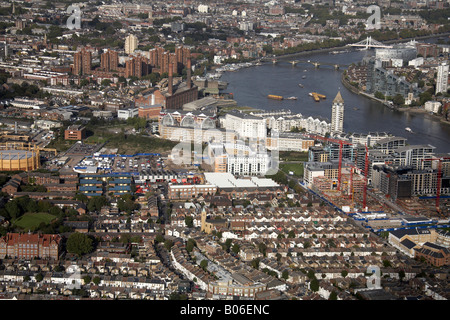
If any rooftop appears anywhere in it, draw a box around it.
[226,110,264,120]
[203,172,279,189]
[333,91,344,104]
[0,149,36,160]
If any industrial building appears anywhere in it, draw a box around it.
[152,61,198,110]
[0,148,40,171]
[203,172,282,199]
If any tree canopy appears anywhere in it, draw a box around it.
[66,232,94,256]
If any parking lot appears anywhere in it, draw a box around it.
[111,154,165,173]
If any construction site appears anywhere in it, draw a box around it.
[310,168,388,214]
[304,133,450,223]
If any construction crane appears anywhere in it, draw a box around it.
[346,150,358,203]
[307,134,371,210]
[347,163,356,206]
[346,149,369,212]
[421,157,450,213]
[363,144,369,210]
[306,134,352,191]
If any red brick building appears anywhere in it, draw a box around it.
[0,232,62,260]
[1,173,24,195]
[168,184,217,200]
[138,105,162,120]
[415,242,450,267]
[65,125,86,140]
[416,43,441,58]
[148,46,189,75]
[153,61,198,110]
[100,49,119,72]
[73,47,92,75]
[45,183,77,192]
[125,55,150,78]
[27,172,60,185]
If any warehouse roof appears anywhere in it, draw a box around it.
[203,172,279,189]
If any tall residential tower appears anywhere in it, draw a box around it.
[125,34,138,55]
[436,62,449,95]
[331,91,345,135]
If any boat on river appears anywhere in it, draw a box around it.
[268,95,283,100]
[309,92,326,102]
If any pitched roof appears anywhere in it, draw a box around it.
[333,91,344,104]
[389,228,431,239]
[400,238,417,250]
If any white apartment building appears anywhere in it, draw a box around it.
[266,132,315,152]
[125,34,138,55]
[303,162,327,187]
[391,145,435,170]
[408,57,424,68]
[266,115,330,136]
[208,141,254,157]
[227,153,272,176]
[198,4,209,13]
[222,111,267,140]
[436,62,449,95]
[118,107,139,120]
[424,101,442,114]
[331,91,344,135]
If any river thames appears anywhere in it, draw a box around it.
[219,48,450,153]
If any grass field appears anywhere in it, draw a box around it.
[14,212,57,231]
[84,126,178,154]
[280,162,304,177]
[279,151,309,162]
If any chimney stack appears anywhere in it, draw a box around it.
[187,58,192,89]
[168,63,173,95]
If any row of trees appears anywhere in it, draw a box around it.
[0,81,50,100]
[74,193,139,215]
[66,232,145,257]
[0,195,87,235]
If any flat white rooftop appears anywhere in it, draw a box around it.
[203,172,279,189]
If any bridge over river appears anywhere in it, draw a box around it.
[261,37,395,69]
